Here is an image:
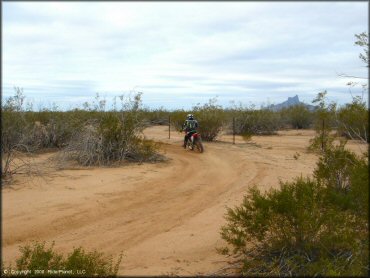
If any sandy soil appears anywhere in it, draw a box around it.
[2,126,366,276]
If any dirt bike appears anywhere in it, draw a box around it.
[185,132,204,153]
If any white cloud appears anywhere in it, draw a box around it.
[3,1,368,109]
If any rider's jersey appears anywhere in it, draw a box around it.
[182,119,198,132]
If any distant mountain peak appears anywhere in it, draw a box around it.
[268,95,316,111]
[286,95,300,105]
[288,95,299,102]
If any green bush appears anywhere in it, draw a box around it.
[309,91,337,153]
[142,107,169,125]
[220,178,325,275]
[170,98,226,142]
[16,241,64,271]
[2,91,162,180]
[2,89,91,153]
[280,104,314,129]
[64,247,121,276]
[3,241,122,276]
[336,96,368,142]
[234,109,281,136]
[2,88,29,153]
[169,110,189,132]
[27,110,92,149]
[63,93,161,166]
[220,139,368,276]
[193,98,226,141]
[314,141,359,190]
[2,88,36,184]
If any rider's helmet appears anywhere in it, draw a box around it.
[187,114,194,120]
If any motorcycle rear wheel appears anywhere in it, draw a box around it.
[195,140,204,153]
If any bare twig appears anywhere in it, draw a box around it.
[337,72,367,79]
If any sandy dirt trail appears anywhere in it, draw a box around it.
[2,126,364,275]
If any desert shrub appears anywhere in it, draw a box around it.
[169,99,226,141]
[169,110,189,131]
[336,96,368,142]
[314,141,359,190]
[125,139,161,162]
[219,138,368,276]
[1,88,36,184]
[314,140,368,220]
[62,93,161,166]
[309,91,337,152]
[142,107,169,125]
[193,98,226,141]
[2,110,29,152]
[26,110,91,149]
[221,178,327,275]
[6,241,122,276]
[280,104,314,129]
[2,89,89,153]
[64,247,122,276]
[234,109,281,136]
[2,88,29,153]
[15,241,64,271]
[346,156,369,218]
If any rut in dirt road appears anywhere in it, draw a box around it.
[2,127,318,275]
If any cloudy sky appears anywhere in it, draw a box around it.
[3,1,368,110]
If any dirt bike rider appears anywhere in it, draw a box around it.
[182,114,198,149]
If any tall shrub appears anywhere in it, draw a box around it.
[62,93,160,166]
[219,128,368,276]
[235,109,281,136]
[169,110,189,131]
[193,98,225,141]
[337,96,368,142]
[280,104,313,129]
[309,91,337,152]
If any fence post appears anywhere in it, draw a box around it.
[168,115,171,139]
[233,117,235,145]
[321,119,325,151]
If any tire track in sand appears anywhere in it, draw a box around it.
[2,127,292,276]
